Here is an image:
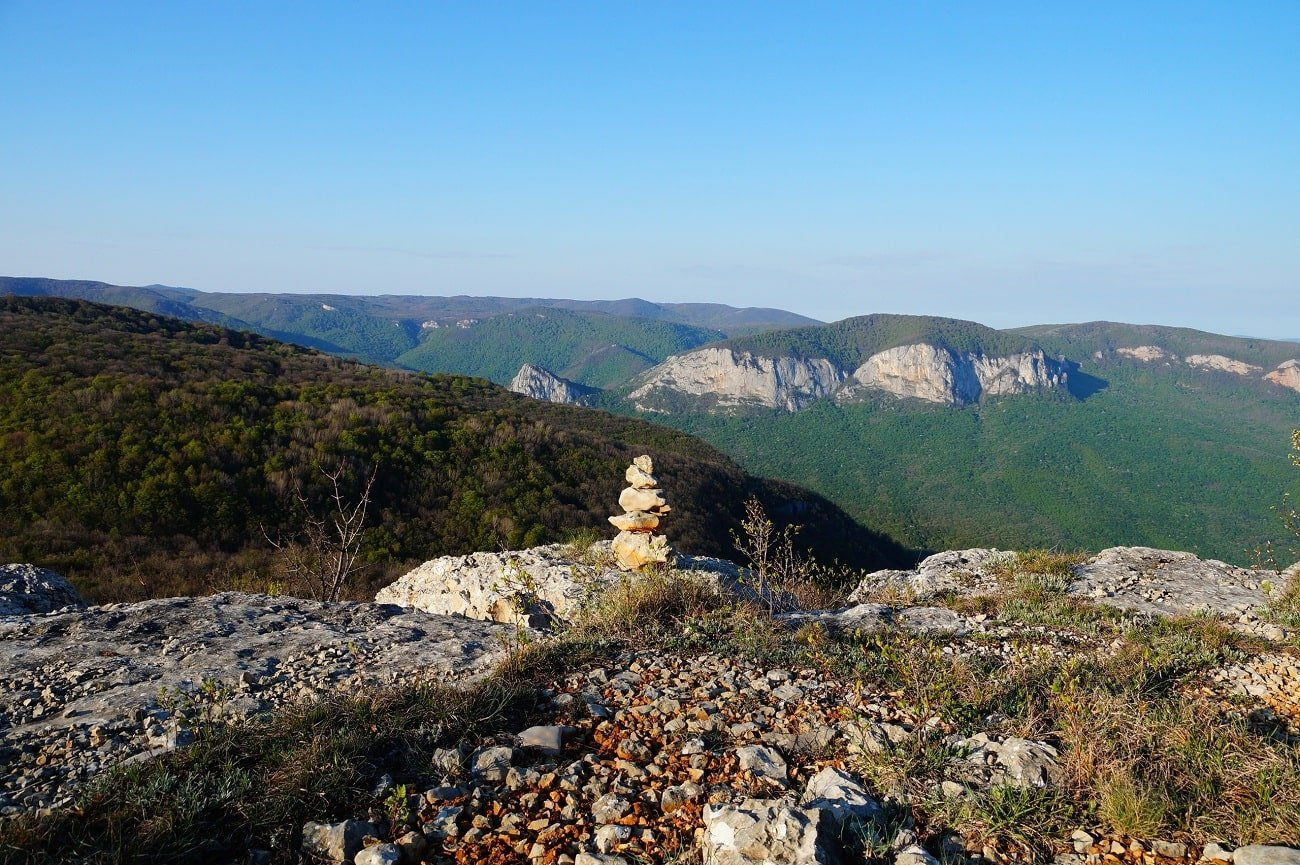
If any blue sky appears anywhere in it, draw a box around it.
[2,2,1297,335]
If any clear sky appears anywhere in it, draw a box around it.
[2,2,1297,335]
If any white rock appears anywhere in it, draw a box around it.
[1234,846,1300,865]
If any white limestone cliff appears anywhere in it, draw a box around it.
[509,364,594,405]
[1183,354,1262,376]
[1265,359,1300,393]
[844,345,1067,407]
[629,347,844,412]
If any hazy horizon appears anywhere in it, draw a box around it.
[2,3,1296,337]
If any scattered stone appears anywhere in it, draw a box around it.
[1234,846,1300,865]
[896,844,942,865]
[801,766,879,824]
[301,819,379,863]
[471,746,516,783]
[1202,842,1234,862]
[735,744,788,787]
[518,724,574,756]
[353,842,401,865]
[951,733,1060,789]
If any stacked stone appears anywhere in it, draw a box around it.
[609,455,674,571]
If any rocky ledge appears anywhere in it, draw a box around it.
[0,590,507,814]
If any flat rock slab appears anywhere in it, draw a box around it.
[0,592,507,812]
[849,546,1283,622]
[1067,546,1277,618]
[778,603,970,636]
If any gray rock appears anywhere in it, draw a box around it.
[801,766,879,824]
[0,592,507,811]
[1068,547,1279,619]
[0,564,85,616]
[576,854,630,865]
[591,792,632,823]
[301,819,378,863]
[735,744,787,786]
[1202,842,1234,862]
[951,733,1060,789]
[629,347,845,413]
[471,746,515,783]
[701,799,837,865]
[895,844,942,865]
[354,843,401,865]
[518,724,574,756]
[1234,846,1300,865]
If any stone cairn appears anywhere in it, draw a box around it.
[609,455,675,570]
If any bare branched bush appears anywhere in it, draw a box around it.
[265,464,377,602]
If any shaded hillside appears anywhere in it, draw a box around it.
[396,307,726,388]
[0,298,908,602]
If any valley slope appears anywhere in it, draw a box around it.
[599,316,1300,564]
[0,297,906,602]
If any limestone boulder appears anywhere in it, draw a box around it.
[608,511,660,532]
[611,531,673,571]
[377,543,765,628]
[618,486,670,514]
[0,564,85,617]
[701,799,837,865]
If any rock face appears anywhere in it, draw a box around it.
[1265,359,1300,393]
[629,347,844,413]
[509,363,595,405]
[0,592,507,812]
[0,564,86,616]
[1184,354,1262,375]
[846,345,1066,406]
[609,455,674,571]
[630,343,1066,413]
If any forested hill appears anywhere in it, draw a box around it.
[0,298,908,602]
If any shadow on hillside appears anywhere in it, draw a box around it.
[756,482,920,573]
[1066,366,1109,400]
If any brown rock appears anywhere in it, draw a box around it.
[608,511,661,532]
[626,465,659,489]
[619,487,670,515]
[612,531,673,571]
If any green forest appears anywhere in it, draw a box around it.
[0,298,906,602]
[647,358,1300,565]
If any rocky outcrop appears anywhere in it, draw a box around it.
[1184,354,1262,376]
[375,542,772,629]
[1265,359,1300,393]
[0,564,85,616]
[844,345,1067,406]
[0,592,507,812]
[629,348,844,412]
[849,546,1288,636]
[509,363,595,405]
[1117,345,1174,362]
